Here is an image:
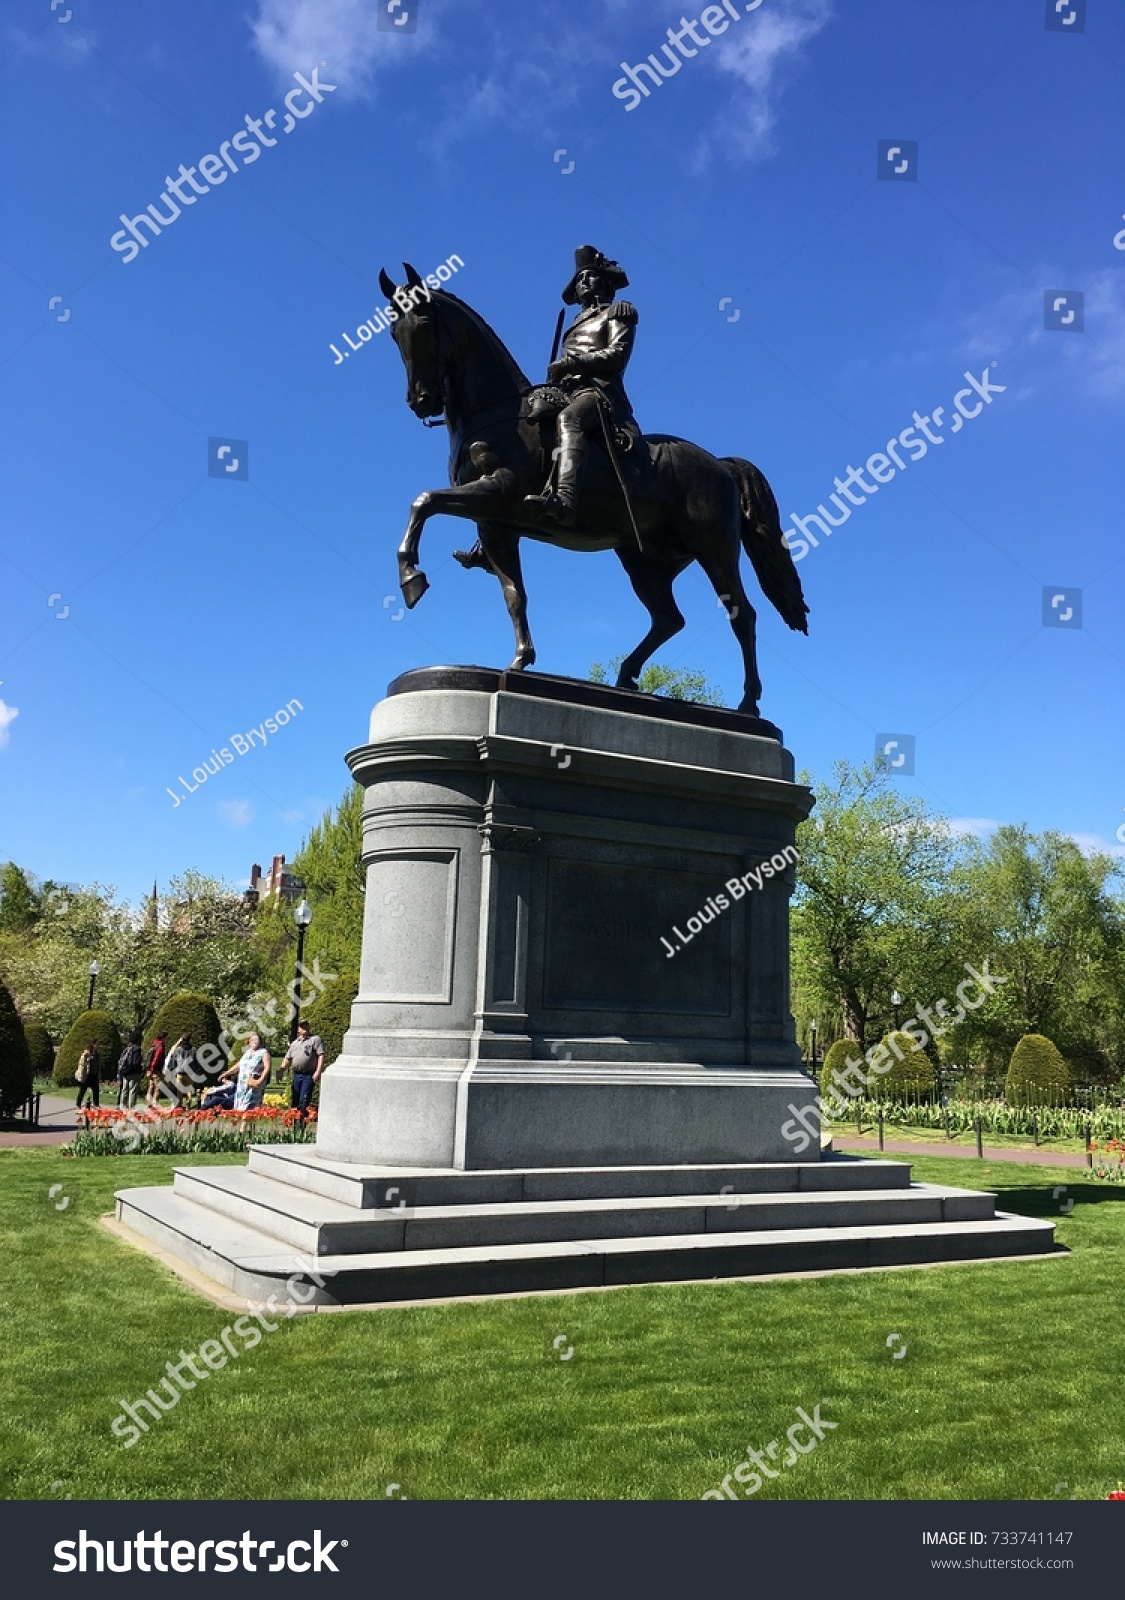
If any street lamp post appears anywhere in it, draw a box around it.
[891,988,902,1029]
[808,1018,819,1075]
[291,900,312,1040]
[87,960,100,1011]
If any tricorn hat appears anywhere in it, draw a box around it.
[562,244,629,305]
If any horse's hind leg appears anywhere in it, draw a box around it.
[614,549,688,690]
[694,539,761,715]
[477,524,535,670]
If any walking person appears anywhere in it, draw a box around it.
[116,1030,144,1109]
[143,1032,167,1107]
[75,1039,102,1109]
[163,1033,198,1106]
[281,1019,325,1120]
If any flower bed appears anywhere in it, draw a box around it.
[1090,1140,1125,1182]
[822,1096,1125,1143]
[71,1105,317,1156]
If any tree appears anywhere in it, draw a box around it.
[303,970,358,1064]
[791,763,962,1049]
[0,980,33,1112]
[589,658,726,706]
[0,873,261,1040]
[942,828,1124,1084]
[248,787,365,1028]
[54,1009,121,1089]
[1005,1033,1071,1107]
[0,863,41,932]
[23,1021,55,1082]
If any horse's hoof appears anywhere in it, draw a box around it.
[401,571,430,609]
[738,698,760,717]
[507,651,536,672]
[614,676,639,693]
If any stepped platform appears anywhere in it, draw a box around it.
[114,1147,1058,1307]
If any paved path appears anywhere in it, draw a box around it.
[835,1133,1093,1170]
[0,1092,81,1148]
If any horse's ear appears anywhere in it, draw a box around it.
[379,267,397,301]
[403,261,424,289]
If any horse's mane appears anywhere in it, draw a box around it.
[432,290,533,394]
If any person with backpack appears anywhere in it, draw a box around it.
[75,1039,101,1109]
[143,1033,167,1106]
[164,1034,199,1106]
[116,1030,144,1108]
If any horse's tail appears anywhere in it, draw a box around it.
[722,456,809,635]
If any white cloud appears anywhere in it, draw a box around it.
[945,817,1000,839]
[249,0,426,97]
[218,799,254,828]
[696,0,834,165]
[0,698,18,749]
[958,268,1125,401]
[1067,830,1123,859]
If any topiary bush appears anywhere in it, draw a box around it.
[0,981,33,1113]
[1005,1033,1071,1107]
[867,1030,937,1102]
[303,971,358,1065]
[23,1020,55,1082]
[144,992,223,1055]
[54,1009,121,1088]
[819,1038,866,1103]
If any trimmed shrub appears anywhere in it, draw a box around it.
[868,1030,937,1102]
[0,981,33,1113]
[54,1009,121,1088]
[144,992,223,1056]
[303,971,358,1065]
[819,1038,866,1104]
[1005,1033,1071,1107]
[24,1020,56,1082]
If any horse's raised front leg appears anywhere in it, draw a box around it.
[397,472,516,609]
[478,524,535,670]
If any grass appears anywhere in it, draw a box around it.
[2,1147,1123,1501]
[837,1120,1094,1155]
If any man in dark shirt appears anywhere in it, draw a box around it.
[281,1020,325,1119]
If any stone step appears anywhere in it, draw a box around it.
[172,1163,995,1257]
[246,1145,913,1210]
[115,1183,1058,1307]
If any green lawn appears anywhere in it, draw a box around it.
[2,1147,1122,1501]
[836,1119,1096,1156]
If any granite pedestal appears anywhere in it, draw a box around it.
[115,676,1060,1298]
[315,667,817,1170]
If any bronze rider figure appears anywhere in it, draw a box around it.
[524,244,639,528]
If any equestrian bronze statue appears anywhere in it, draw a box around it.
[379,245,808,717]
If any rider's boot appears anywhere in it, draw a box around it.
[524,428,584,528]
[453,541,491,570]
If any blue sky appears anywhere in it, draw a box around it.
[1,0,1122,903]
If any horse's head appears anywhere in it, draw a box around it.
[380,263,446,419]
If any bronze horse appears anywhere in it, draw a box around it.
[381,264,808,716]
